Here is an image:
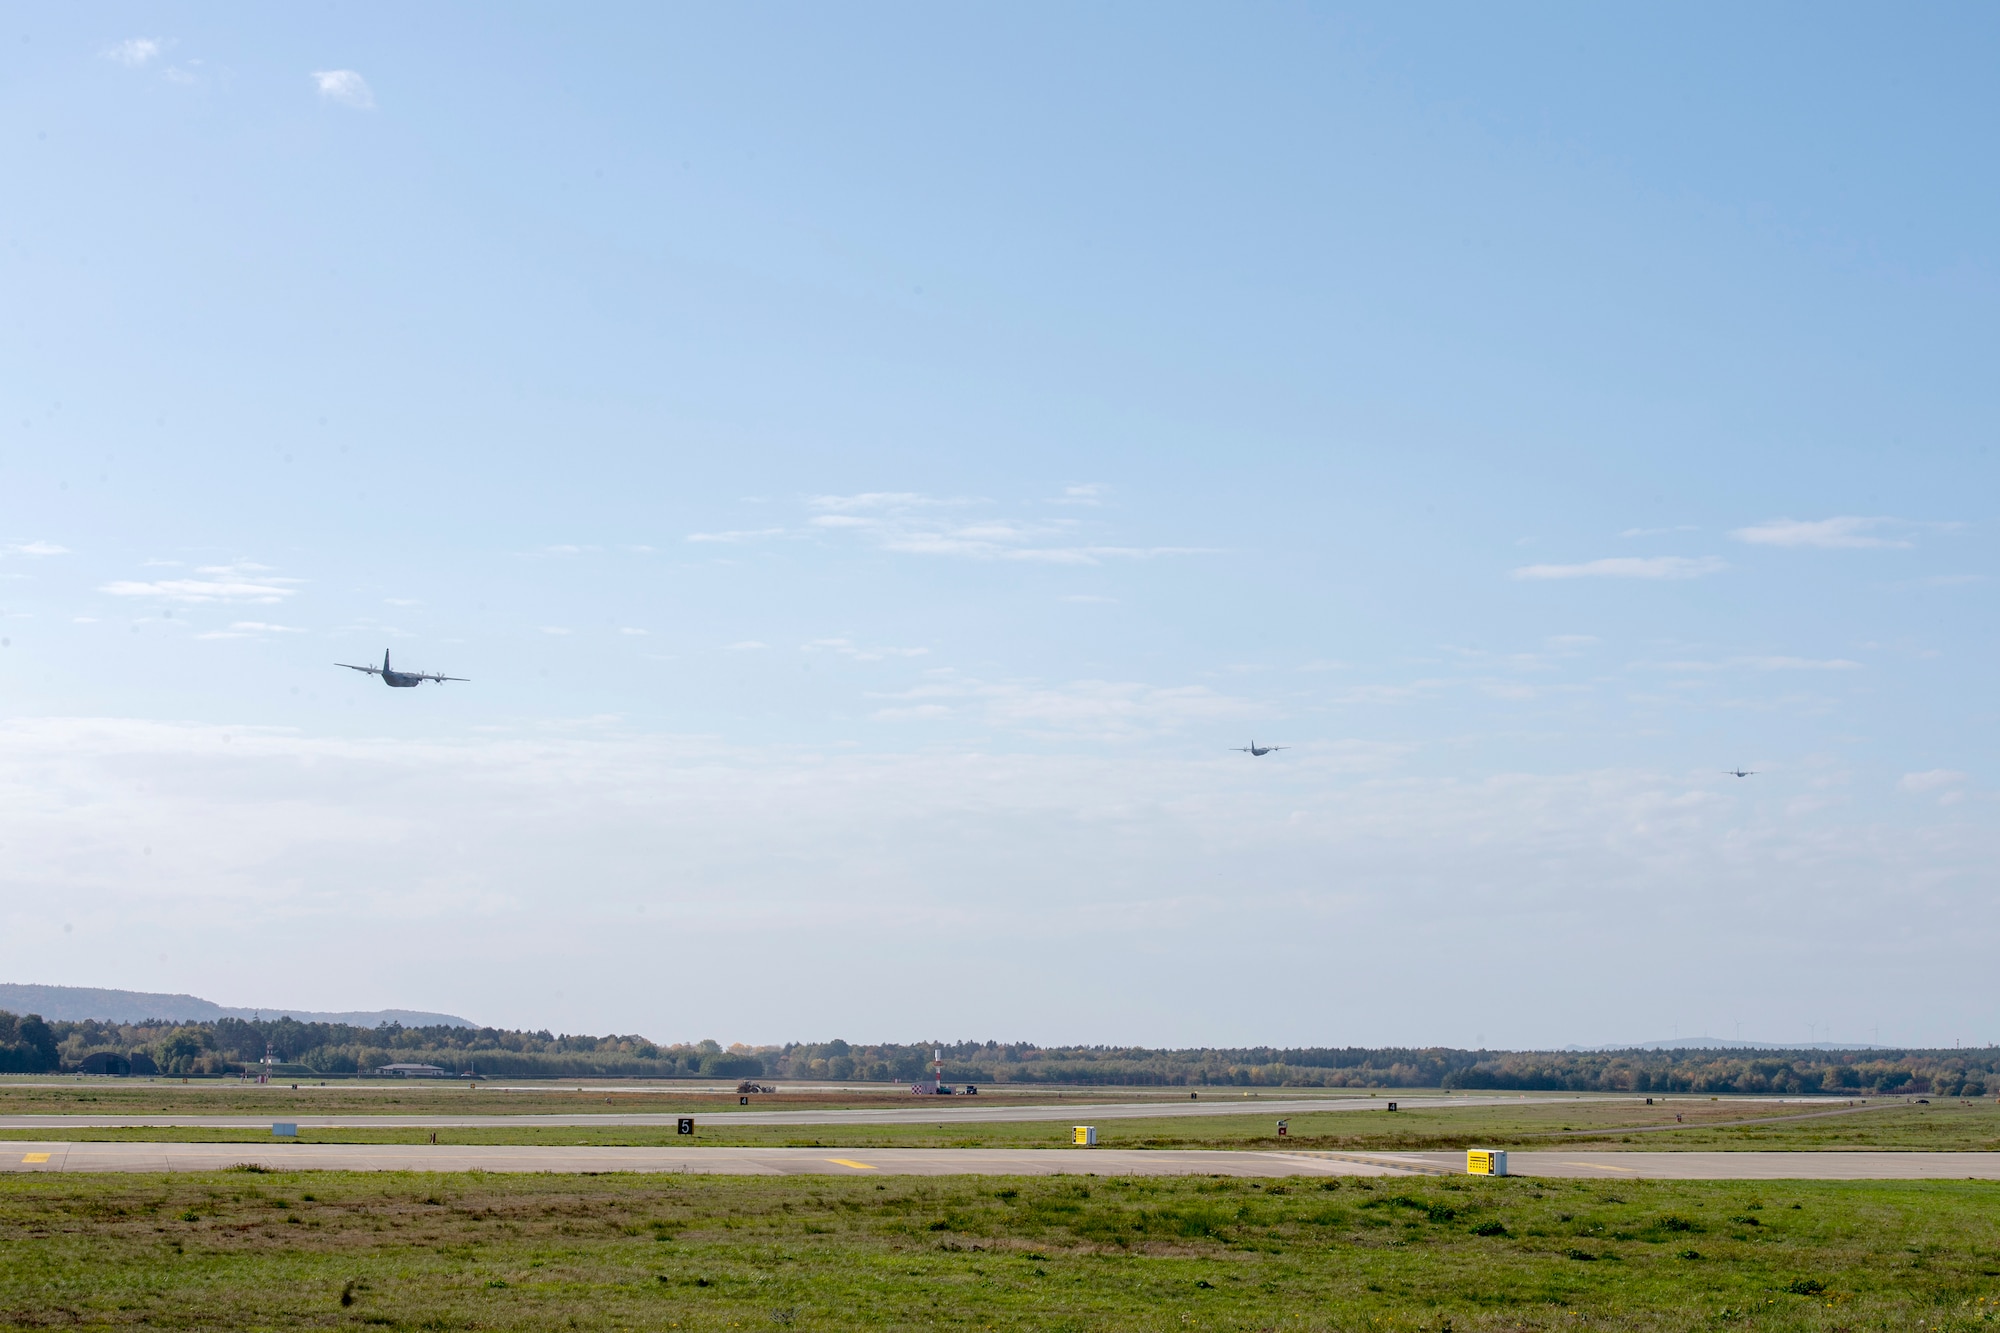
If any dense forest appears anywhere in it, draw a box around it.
[0,1011,1995,1095]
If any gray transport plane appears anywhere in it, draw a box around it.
[1723,767,1757,778]
[337,650,469,688]
[1233,740,1288,756]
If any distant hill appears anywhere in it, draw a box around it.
[0,983,474,1029]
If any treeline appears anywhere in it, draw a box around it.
[3,1011,1994,1096]
[4,1013,765,1079]
[769,1041,1997,1095]
[0,1012,59,1074]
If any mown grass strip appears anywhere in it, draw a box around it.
[4,1170,2000,1329]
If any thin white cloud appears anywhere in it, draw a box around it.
[686,529,787,544]
[1050,483,1107,506]
[1006,544,1208,565]
[384,598,421,607]
[819,499,1205,564]
[678,492,1210,573]
[1630,655,1860,674]
[100,565,301,604]
[311,69,375,109]
[103,38,164,67]
[1737,656,1862,671]
[694,492,1210,567]
[4,541,68,557]
[1731,517,1909,549]
[872,702,954,722]
[725,641,766,652]
[1512,556,1726,581]
[802,638,928,663]
[197,622,307,640]
[1900,770,1968,793]
[807,492,963,513]
[1619,525,1697,538]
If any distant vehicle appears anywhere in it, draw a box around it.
[1723,768,1757,778]
[1233,740,1289,756]
[337,649,468,688]
[736,1081,776,1094]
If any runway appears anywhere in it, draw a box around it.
[0,1092,1729,1131]
[0,1141,1404,1177]
[5,1141,1997,1179]
[1441,1151,2000,1180]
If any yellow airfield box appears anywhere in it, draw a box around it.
[1466,1149,1507,1176]
[1072,1126,1097,1147]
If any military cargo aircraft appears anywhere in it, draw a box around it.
[337,650,468,687]
[1233,740,1288,756]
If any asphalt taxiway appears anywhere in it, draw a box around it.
[0,1141,1401,1176]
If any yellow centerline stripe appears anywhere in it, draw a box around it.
[826,1158,875,1170]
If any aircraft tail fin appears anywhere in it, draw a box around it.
[384,650,391,671]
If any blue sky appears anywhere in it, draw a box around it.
[1,5,1994,1048]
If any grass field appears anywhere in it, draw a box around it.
[0,1082,1177,1117]
[5,1170,2000,1330]
[6,1094,1999,1154]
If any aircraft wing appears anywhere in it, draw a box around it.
[336,662,381,675]
[419,673,470,683]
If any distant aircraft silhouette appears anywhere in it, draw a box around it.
[1233,740,1288,756]
[1723,768,1757,778]
[337,649,468,688]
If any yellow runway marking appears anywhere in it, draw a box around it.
[1563,1160,1638,1172]
[826,1158,876,1170]
[21,1153,50,1163]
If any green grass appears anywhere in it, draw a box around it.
[0,1081,1173,1117]
[5,1171,2000,1329]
